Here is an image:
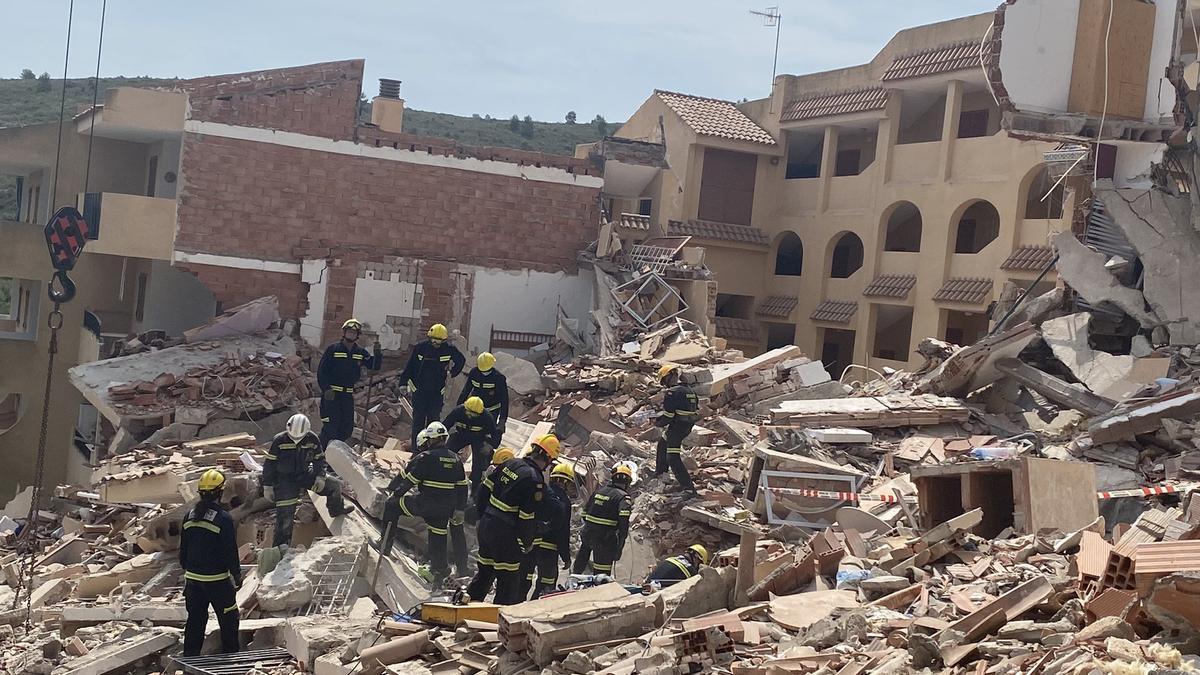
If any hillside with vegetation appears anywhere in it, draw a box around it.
[1,73,618,220]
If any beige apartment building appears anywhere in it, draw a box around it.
[607,0,1180,378]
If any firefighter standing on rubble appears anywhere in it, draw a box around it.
[401,323,466,451]
[466,446,515,524]
[654,364,699,496]
[317,319,382,448]
[572,464,633,577]
[520,462,575,600]
[467,435,559,605]
[458,352,509,434]
[379,422,471,584]
[646,544,709,584]
[180,469,241,656]
[263,414,354,547]
[443,395,503,493]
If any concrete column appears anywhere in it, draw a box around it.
[939,80,964,181]
[878,96,901,184]
[817,126,839,213]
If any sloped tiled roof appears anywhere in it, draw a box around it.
[668,219,770,246]
[1001,245,1056,271]
[863,274,917,299]
[714,317,759,343]
[655,90,777,146]
[933,277,994,305]
[781,87,888,122]
[617,213,651,231]
[883,41,978,82]
[810,300,858,325]
[756,296,799,318]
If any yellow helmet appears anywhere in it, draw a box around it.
[428,323,449,340]
[532,434,560,460]
[687,544,710,565]
[613,464,633,481]
[342,318,363,332]
[198,469,226,492]
[550,463,575,481]
[492,447,515,466]
[477,352,496,372]
[464,396,485,415]
[657,363,679,381]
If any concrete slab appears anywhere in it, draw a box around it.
[1051,231,1160,328]
[1041,313,1134,394]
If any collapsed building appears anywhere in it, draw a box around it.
[6,0,1200,674]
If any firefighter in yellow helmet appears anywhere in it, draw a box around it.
[317,318,382,448]
[442,395,503,494]
[654,363,699,496]
[458,351,509,433]
[467,435,558,604]
[400,323,465,451]
[466,447,515,525]
[180,470,241,656]
[572,463,633,577]
[520,462,576,600]
[646,544,709,584]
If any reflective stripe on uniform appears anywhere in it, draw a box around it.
[592,562,612,571]
[399,496,415,518]
[584,514,618,527]
[518,510,535,521]
[493,561,521,571]
[352,354,364,360]
[333,353,349,358]
[421,479,457,490]
[535,540,558,551]
[184,520,221,534]
[330,385,354,392]
[475,554,495,567]
[667,556,694,578]
[428,525,449,536]
[489,495,518,513]
[667,447,682,454]
[185,570,231,582]
[275,498,301,507]
[264,453,278,460]
[223,604,239,613]
[439,355,452,362]
[540,576,556,584]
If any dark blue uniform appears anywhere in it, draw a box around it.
[655,384,699,492]
[521,481,571,599]
[180,500,241,656]
[467,457,544,604]
[401,339,466,450]
[442,404,502,492]
[317,340,380,447]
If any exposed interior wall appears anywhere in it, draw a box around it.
[352,266,422,352]
[1145,0,1180,122]
[1068,0,1155,120]
[897,93,945,144]
[944,309,990,346]
[465,267,594,355]
[698,148,758,226]
[999,0,1081,113]
[301,259,330,348]
[834,129,878,175]
[137,259,218,336]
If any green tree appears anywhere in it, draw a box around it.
[592,114,607,135]
[519,115,535,138]
[19,69,34,80]
[565,110,576,124]
[509,115,520,132]
[36,72,51,92]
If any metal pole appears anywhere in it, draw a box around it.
[371,521,394,594]
[772,15,781,83]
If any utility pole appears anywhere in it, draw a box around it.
[750,6,782,84]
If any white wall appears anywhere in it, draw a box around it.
[139,260,217,336]
[999,0,1081,113]
[301,259,329,348]
[1145,0,1181,123]
[352,270,422,351]
[465,267,593,354]
[1113,141,1165,189]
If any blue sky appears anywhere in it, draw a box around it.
[4,1,999,121]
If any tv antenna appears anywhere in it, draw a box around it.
[750,6,782,83]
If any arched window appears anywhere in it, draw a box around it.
[774,232,803,276]
[954,201,1000,254]
[883,202,922,252]
[830,233,864,278]
[1024,167,1064,219]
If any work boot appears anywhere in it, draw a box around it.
[327,496,355,517]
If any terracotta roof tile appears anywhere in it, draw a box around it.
[781,87,888,122]
[756,296,799,318]
[617,213,650,231]
[933,277,994,305]
[863,274,917,299]
[655,90,776,146]
[883,41,978,81]
[668,219,770,246]
[1001,245,1056,271]
[810,300,858,325]
[714,317,759,343]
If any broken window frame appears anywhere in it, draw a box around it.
[610,272,689,330]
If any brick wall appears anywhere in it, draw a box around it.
[175,132,601,273]
[177,262,306,319]
[356,126,601,175]
[178,60,364,140]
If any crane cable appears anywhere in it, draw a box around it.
[14,0,107,629]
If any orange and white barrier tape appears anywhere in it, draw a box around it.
[767,486,917,504]
[1096,483,1197,500]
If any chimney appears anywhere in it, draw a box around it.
[372,78,405,134]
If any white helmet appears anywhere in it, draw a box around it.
[424,422,449,441]
[286,414,311,441]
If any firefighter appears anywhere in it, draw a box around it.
[443,396,502,493]
[466,447,515,525]
[653,364,699,495]
[317,318,382,448]
[401,323,466,451]
[646,544,709,583]
[572,464,633,576]
[458,352,509,434]
[466,435,558,605]
[520,462,575,600]
[180,469,241,657]
[263,414,354,547]
[380,422,470,584]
